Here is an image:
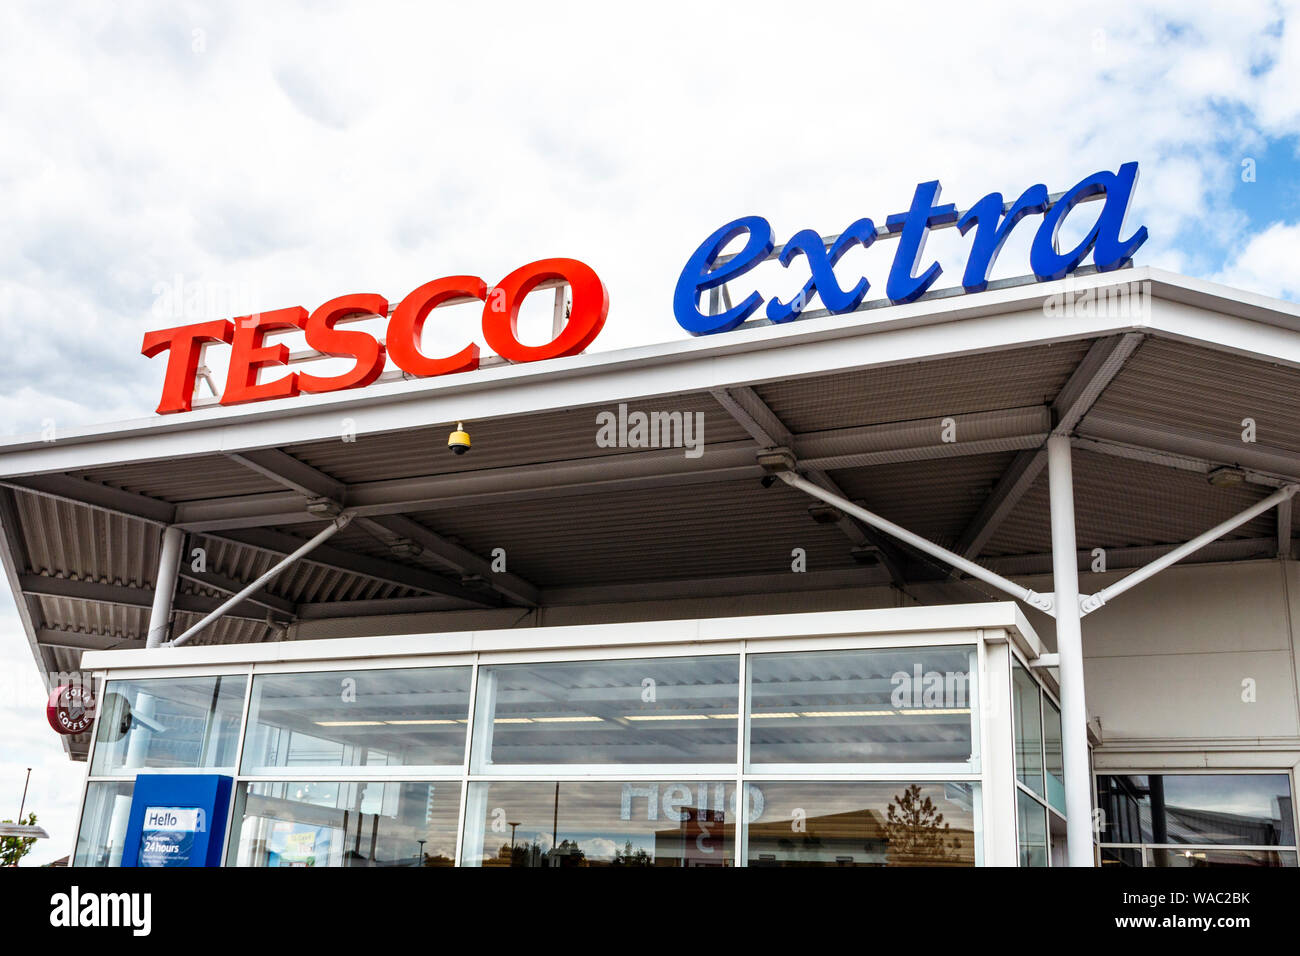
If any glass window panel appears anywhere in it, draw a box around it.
[746,781,978,867]
[1096,774,1296,846]
[240,667,471,773]
[90,675,246,775]
[1043,697,1064,814]
[1150,847,1297,868]
[1011,663,1043,796]
[461,780,735,867]
[747,646,976,766]
[1017,789,1048,867]
[73,781,135,867]
[1099,845,1143,867]
[471,656,738,769]
[229,780,461,867]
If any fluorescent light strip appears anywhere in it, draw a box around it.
[314,720,385,727]
[532,716,604,723]
[623,714,711,721]
[384,719,459,725]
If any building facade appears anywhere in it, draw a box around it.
[3,264,1299,867]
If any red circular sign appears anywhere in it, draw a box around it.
[46,683,96,735]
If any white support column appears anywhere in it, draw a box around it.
[1047,435,1093,866]
[146,525,184,648]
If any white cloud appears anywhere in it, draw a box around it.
[1213,220,1300,297]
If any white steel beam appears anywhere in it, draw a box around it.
[982,536,1275,577]
[1278,497,1294,559]
[953,333,1143,562]
[205,527,503,608]
[169,408,1049,533]
[1051,333,1145,434]
[2,474,175,525]
[1079,413,1300,484]
[954,449,1046,561]
[711,387,910,586]
[777,471,1054,614]
[225,448,347,503]
[19,574,286,624]
[170,515,351,647]
[1045,435,1093,866]
[358,514,539,607]
[177,566,299,617]
[296,595,479,620]
[146,526,184,647]
[1079,484,1298,616]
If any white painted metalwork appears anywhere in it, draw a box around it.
[168,514,353,647]
[777,471,1055,614]
[1079,483,1299,616]
[1046,435,1093,866]
[146,526,184,648]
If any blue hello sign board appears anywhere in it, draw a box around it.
[673,161,1149,335]
[120,773,233,868]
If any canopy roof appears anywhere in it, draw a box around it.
[4,266,1299,758]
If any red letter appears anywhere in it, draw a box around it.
[298,293,389,394]
[387,276,484,377]
[221,307,306,406]
[482,258,608,363]
[141,319,234,414]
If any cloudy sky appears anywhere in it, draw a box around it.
[1,1,1299,864]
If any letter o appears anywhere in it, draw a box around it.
[482,258,608,363]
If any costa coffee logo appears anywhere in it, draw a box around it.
[141,257,609,414]
[46,683,96,736]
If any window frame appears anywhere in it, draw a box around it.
[77,627,1001,868]
[1094,768,1300,868]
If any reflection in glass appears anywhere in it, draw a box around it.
[1149,848,1297,868]
[91,676,245,775]
[230,780,460,866]
[747,646,976,766]
[461,780,735,867]
[73,781,135,867]
[241,667,471,773]
[747,781,978,866]
[471,656,739,769]
[1011,663,1043,796]
[1099,845,1142,867]
[1096,774,1296,846]
[1043,697,1064,814]
[1017,789,1048,867]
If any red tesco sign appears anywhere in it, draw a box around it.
[141,257,609,414]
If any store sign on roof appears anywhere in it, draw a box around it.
[139,163,1147,415]
[141,257,609,414]
[673,161,1149,335]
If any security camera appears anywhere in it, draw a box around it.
[448,422,471,455]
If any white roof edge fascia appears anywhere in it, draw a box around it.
[2,268,1298,476]
[80,601,1033,671]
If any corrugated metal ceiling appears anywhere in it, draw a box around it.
[5,332,1299,696]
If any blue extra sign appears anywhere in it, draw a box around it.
[673,162,1149,335]
[120,773,233,868]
